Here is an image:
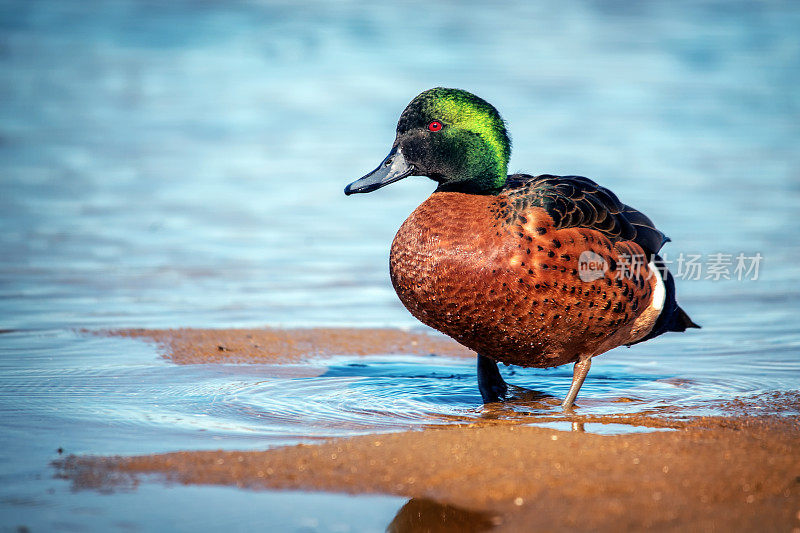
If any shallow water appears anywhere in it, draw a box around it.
[1,0,800,531]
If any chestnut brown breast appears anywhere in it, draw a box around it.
[389,191,660,368]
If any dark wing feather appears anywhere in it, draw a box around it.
[621,204,671,254]
[504,174,668,259]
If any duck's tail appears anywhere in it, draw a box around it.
[630,254,700,345]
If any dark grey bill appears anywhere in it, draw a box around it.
[344,145,415,195]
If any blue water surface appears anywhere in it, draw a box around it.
[1,0,799,531]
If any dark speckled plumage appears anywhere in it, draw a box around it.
[390,176,663,369]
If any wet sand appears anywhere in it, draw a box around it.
[109,327,474,364]
[57,329,800,531]
[57,412,800,532]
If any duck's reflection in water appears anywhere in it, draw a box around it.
[474,386,589,432]
[477,385,558,420]
[387,498,498,533]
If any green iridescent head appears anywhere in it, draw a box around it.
[345,88,511,196]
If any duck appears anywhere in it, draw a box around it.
[345,87,699,410]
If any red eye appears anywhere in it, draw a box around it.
[428,120,443,132]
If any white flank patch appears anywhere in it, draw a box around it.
[648,259,666,311]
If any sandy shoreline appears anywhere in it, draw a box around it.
[68,328,800,531]
[108,327,474,364]
[57,414,800,532]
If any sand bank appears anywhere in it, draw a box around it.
[109,327,473,364]
[57,412,800,532]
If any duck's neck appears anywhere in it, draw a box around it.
[436,173,506,195]
[435,156,508,195]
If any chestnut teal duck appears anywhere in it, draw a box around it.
[345,87,699,410]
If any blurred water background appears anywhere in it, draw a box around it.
[1,0,799,530]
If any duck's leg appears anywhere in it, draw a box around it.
[562,355,592,411]
[477,354,508,403]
